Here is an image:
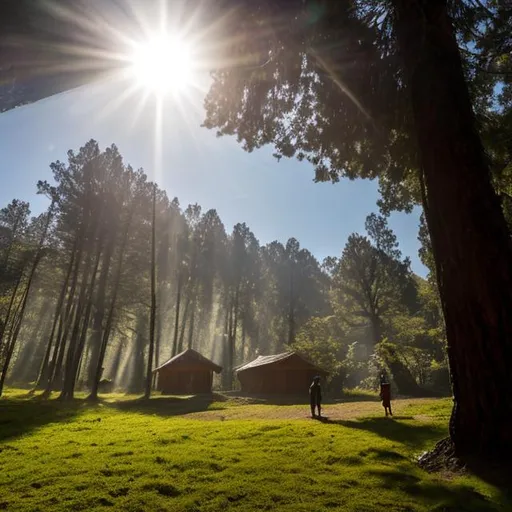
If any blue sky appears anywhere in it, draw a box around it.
[0,78,425,276]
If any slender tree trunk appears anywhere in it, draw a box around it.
[87,236,114,387]
[59,226,97,399]
[144,185,157,399]
[46,225,87,395]
[35,243,77,389]
[110,340,124,388]
[48,304,74,393]
[241,312,247,361]
[232,287,239,359]
[226,285,239,390]
[0,269,24,350]
[0,285,29,395]
[177,293,191,354]
[288,267,295,345]
[2,216,21,269]
[220,293,230,388]
[11,298,49,383]
[89,208,134,400]
[187,288,197,350]
[171,271,183,356]
[393,0,512,459]
[63,235,104,399]
[128,317,146,394]
[0,201,55,396]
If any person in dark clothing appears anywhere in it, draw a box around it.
[309,376,322,418]
[379,373,392,417]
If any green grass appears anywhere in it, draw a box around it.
[0,390,509,511]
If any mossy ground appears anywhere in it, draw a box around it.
[0,389,509,511]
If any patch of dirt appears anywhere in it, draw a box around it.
[183,398,439,422]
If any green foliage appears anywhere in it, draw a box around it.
[292,315,345,387]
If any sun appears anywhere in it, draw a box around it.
[129,33,194,95]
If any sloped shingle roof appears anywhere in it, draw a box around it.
[235,351,327,374]
[154,348,222,373]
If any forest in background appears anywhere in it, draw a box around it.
[0,139,447,400]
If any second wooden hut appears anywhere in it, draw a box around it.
[236,351,328,394]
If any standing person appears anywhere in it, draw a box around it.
[379,373,392,417]
[309,376,322,418]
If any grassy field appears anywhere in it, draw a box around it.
[0,390,509,511]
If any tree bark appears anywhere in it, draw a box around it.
[59,222,97,399]
[0,201,55,396]
[46,224,87,395]
[35,241,76,389]
[177,293,191,355]
[144,184,157,399]
[187,303,196,350]
[89,208,134,400]
[393,0,512,458]
[171,270,183,357]
[87,235,114,387]
[0,268,24,351]
[67,237,103,397]
[61,231,103,399]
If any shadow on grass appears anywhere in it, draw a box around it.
[370,466,502,511]
[328,417,447,450]
[107,393,220,417]
[336,391,380,403]
[463,459,512,507]
[0,396,84,443]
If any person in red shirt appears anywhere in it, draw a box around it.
[379,372,392,417]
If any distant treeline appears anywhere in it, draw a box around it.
[0,140,447,400]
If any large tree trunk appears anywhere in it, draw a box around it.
[393,0,512,459]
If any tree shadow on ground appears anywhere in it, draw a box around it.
[107,393,220,417]
[328,417,511,509]
[0,396,83,443]
[326,417,447,450]
[369,465,505,511]
[462,459,512,507]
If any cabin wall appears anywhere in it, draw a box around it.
[238,367,321,394]
[157,368,213,394]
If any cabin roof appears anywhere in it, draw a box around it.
[235,351,328,374]
[154,348,222,373]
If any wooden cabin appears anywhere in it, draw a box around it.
[236,351,328,394]
[153,349,222,394]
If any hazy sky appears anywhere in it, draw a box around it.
[0,77,425,276]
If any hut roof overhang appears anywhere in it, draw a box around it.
[235,351,328,375]
[153,349,222,374]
